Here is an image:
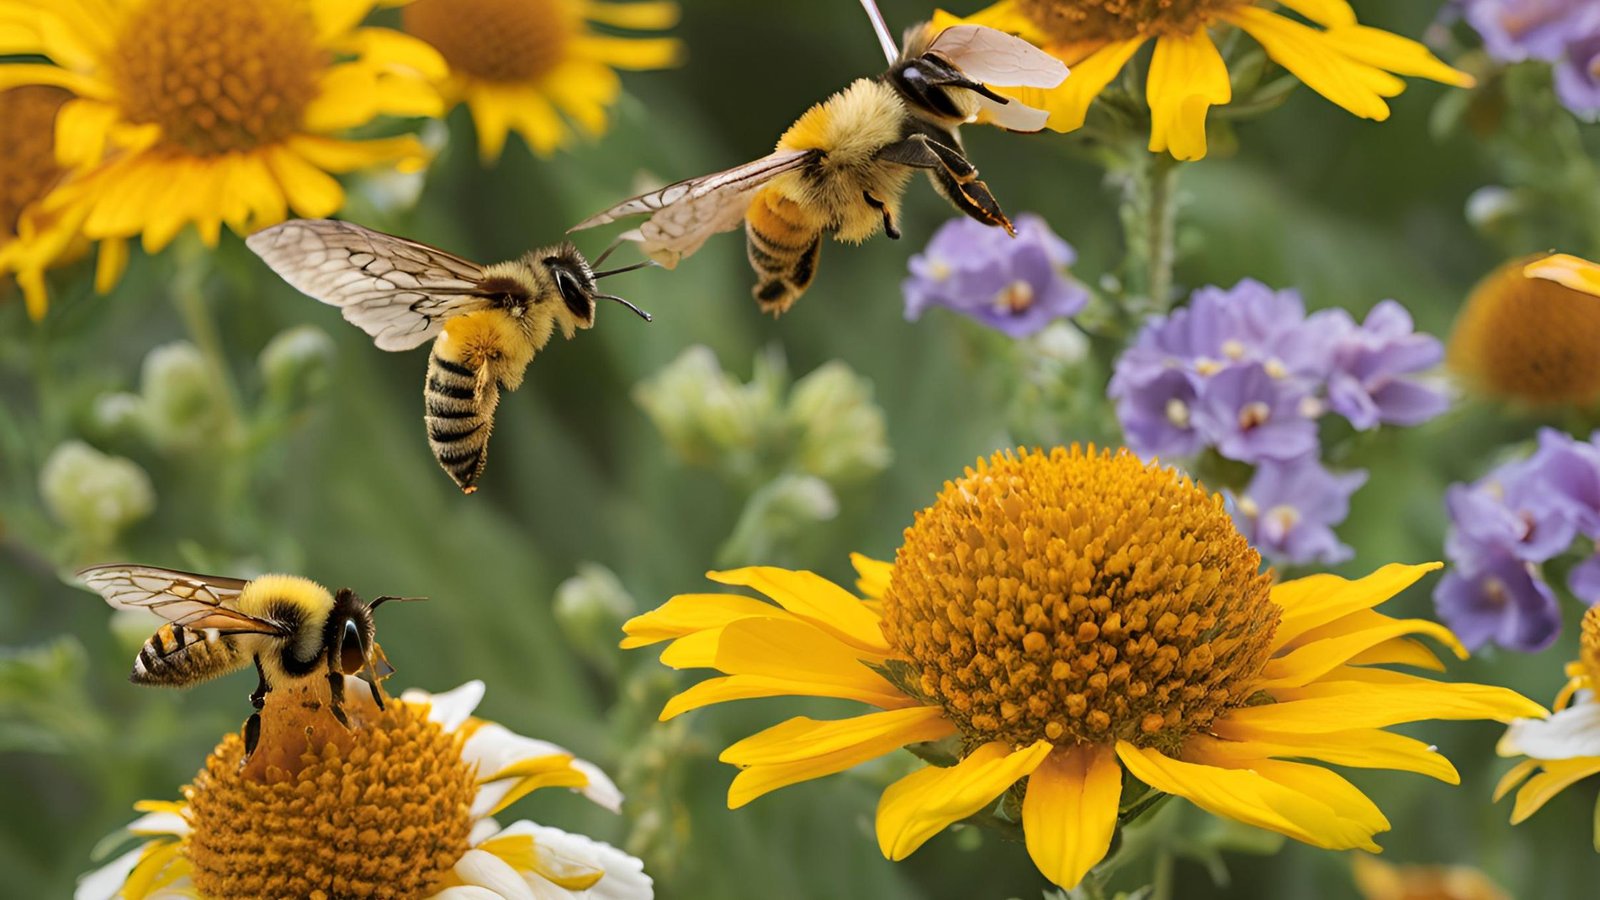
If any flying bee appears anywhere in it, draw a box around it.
[571,0,1068,315]
[78,564,409,762]
[246,219,653,493]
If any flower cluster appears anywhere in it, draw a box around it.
[1457,0,1600,117]
[901,214,1088,338]
[1110,279,1448,564]
[1436,428,1600,652]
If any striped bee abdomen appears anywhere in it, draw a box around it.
[131,623,245,686]
[424,340,499,493]
[745,187,824,315]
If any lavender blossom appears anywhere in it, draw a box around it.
[1230,457,1367,565]
[1190,364,1319,463]
[1568,552,1600,604]
[1459,0,1595,62]
[1324,301,1450,430]
[1114,367,1205,460]
[1435,554,1562,652]
[1555,25,1600,117]
[902,214,1088,338]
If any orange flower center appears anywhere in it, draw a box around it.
[184,682,476,899]
[404,0,575,83]
[106,0,326,156]
[1449,255,1600,406]
[1014,0,1243,41]
[0,86,70,237]
[880,446,1278,755]
[1581,604,1600,687]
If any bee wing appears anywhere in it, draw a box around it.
[77,565,287,636]
[246,219,493,352]
[927,25,1070,88]
[569,150,820,267]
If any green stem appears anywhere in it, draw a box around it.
[171,242,244,444]
[1151,850,1175,900]
[1119,149,1182,324]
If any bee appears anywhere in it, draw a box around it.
[246,219,653,493]
[78,564,408,762]
[571,0,1067,315]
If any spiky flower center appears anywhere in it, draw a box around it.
[1449,256,1600,406]
[405,0,575,83]
[1581,604,1600,688]
[1014,0,1243,42]
[106,0,326,156]
[184,684,476,899]
[0,86,69,237]
[880,446,1278,755]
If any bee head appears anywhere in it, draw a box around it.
[887,49,1001,123]
[329,589,416,708]
[542,244,600,331]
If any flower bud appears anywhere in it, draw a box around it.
[634,345,776,466]
[88,392,147,439]
[258,325,336,407]
[554,563,635,674]
[784,361,890,484]
[140,341,225,453]
[39,440,155,547]
[716,474,838,567]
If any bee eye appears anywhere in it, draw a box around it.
[340,619,364,674]
[553,268,592,320]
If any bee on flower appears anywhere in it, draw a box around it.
[623,445,1543,889]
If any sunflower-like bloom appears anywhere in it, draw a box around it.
[624,446,1543,889]
[1450,254,1600,407]
[401,0,682,161]
[0,84,85,319]
[0,0,445,307]
[933,1,1471,160]
[77,680,650,899]
[1496,604,1600,836]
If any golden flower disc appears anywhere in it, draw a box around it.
[0,86,69,237]
[880,446,1277,755]
[1581,603,1600,687]
[1449,256,1600,406]
[1015,0,1243,41]
[404,0,575,83]
[184,687,476,899]
[106,0,326,156]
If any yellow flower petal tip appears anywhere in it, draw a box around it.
[1452,255,1600,405]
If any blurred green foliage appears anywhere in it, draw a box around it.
[3,1,1599,897]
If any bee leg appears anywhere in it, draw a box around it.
[249,656,269,711]
[365,675,386,711]
[327,669,350,729]
[920,139,1014,236]
[242,713,262,762]
[862,192,900,240]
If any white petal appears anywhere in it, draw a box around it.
[148,875,196,899]
[472,782,516,820]
[430,887,506,900]
[470,816,504,846]
[75,846,144,900]
[403,680,486,733]
[127,811,189,838]
[1499,703,1600,758]
[463,724,623,813]
[453,849,537,900]
[493,822,652,900]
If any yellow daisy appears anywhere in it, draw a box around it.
[1525,251,1600,298]
[78,680,651,899]
[0,0,445,302]
[933,1,1472,160]
[624,446,1543,889]
[1352,856,1509,900]
[1450,254,1600,407]
[1495,603,1600,840]
[401,0,683,161]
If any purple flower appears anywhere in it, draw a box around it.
[1190,364,1319,463]
[1324,301,1450,430]
[1459,0,1596,62]
[1568,552,1600,603]
[902,214,1088,338]
[1555,24,1600,118]
[1230,457,1367,565]
[1444,442,1581,563]
[1435,554,1562,652]
[1114,367,1205,460]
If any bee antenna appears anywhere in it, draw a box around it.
[859,0,899,65]
[593,259,658,280]
[598,294,653,322]
[591,236,627,269]
[367,595,426,611]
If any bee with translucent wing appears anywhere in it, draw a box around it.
[247,219,653,493]
[77,564,416,762]
[571,0,1067,315]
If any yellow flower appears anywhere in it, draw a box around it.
[0,84,92,320]
[1450,254,1600,407]
[1352,856,1509,900]
[401,0,682,161]
[933,1,1471,160]
[624,446,1544,889]
[1495,604,1600,839]
[0,0,445,306]
[78,680,651,899]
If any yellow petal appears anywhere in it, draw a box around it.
[708,567,889,654]
[1197,725,1459,783]
[850,553,893,600]
[1345,636,1446,672]
[620,592,788,649]
[487,762,589,816]
[1116,742,1381,851]
[1317,24,1474,88]
[721,707,956,808]
[54,98,119,168]
[1032,38,1142,133]
[661,670,914,720]
[931,4,1051,44]
[265,145,346,218]
[1226,6,1394,120]
[311,0,379,44]
[712,616,901,694]
[1270,563,1440,652]
[1236,672,1546,732]
[0,62,104,97]
[462,82,518,162]
[573,35,684,70]
[1510,757,1600,824]
[542,58,621,136]
[1022,744,1122,889]
[286,134,428,174]
[584,1,679,30]
[1273,0,1356,27]
[1258,609,1465,690]
[1493,759,1540,803]
[1525,253,1600,298]
[876,740,1051,860]
[1146,30,1230,161]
